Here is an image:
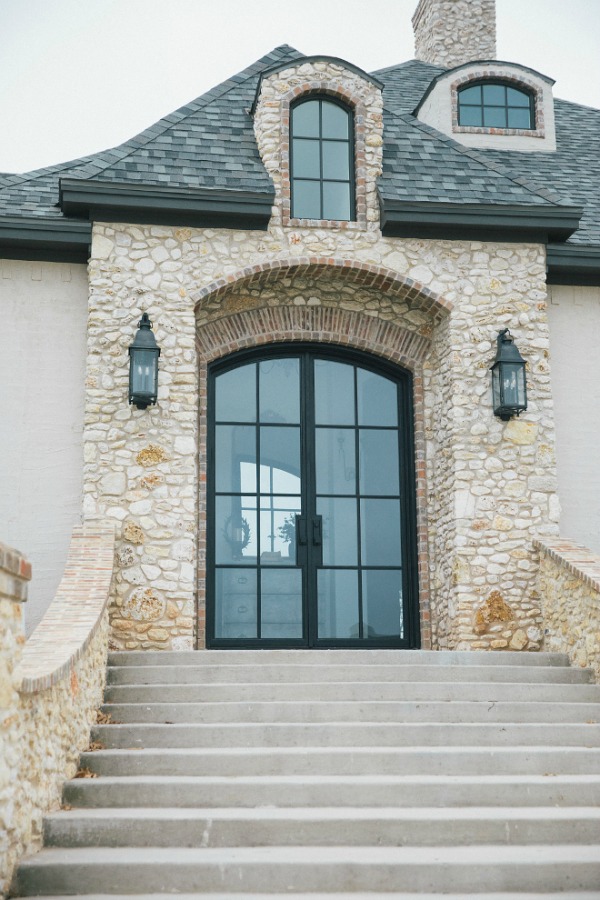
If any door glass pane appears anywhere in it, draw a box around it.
[363,570,403,638]
[292,180,321,219]
[316,428,356,495]
[318,497,358,566]
[260,496,301,564]
[357,369,398,426]
[314,360,355,425]
[322,141,350,180]
[215,496,257,564]
[215,364,256,422]
[261,569,303,638]
[318,569,359,639]
[293,100,319,137]
[260,427,301,492]
[215,425,256,493]
[359,430,400,496]
[360,499,401,566]
[215,568,257,639]
[323,181,351,221]
[293,139,320,179]
[321,102,349,139]
[259,358,300,424]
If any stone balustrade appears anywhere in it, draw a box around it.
[0,524,114,895]
[535,537,600,681]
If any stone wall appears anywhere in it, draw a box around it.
[0,526,114,895]
[412,0,497,69]
[536,538,600,681]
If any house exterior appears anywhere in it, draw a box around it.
[1,0,599,653]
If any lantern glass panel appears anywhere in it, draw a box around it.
[132,349,158,397]
[501,362,525,409]
[492,365,502,411]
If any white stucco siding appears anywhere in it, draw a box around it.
[0,258,88,633]
[548,284,600,553]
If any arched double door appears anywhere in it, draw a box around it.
[207,345,420,648]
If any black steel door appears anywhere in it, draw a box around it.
[207,346,419,648]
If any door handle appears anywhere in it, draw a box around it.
[312,515,322,547]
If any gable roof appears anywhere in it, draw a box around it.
[0,47,596,272]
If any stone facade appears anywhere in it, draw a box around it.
[412,0,497,69]
[0,527,114,894]
[536,538,600,682]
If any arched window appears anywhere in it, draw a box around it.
[290,97,354,221]
[458,81,534,130]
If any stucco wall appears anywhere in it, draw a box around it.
[0,259,88,633]
[548,284,600,553]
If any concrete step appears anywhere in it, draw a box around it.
[78,746,600,777]
[103,679,600,703]
[100,699,600,724]
[44,806,600,848]
[63,773,600,809]
[106,662,590,685]
[91,721,600,749]
[108,649,573,667]
[13,845,600,894]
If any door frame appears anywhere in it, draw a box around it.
[205,342,421,649]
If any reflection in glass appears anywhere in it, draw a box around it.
[359,430,400,496]
[357,369,398,426]
[363,570,403,638]
[293,100,319,137]
[322,141,350,180]
[260,496,301,564]
[360,499,401,566]
[318,497,358,566]
[259,358,300,424]
[484,106,506,128]
[321,101,349,139]
[318,569,359,639]
[483,84,505,105]
[215,425,256,493]
[260,427,301,492]
[314,360,355,425]
[215,568,257,639]
[508,108,531,129]
[292,180,320,219]
[215,364,256,422]
[322,182,351,221]
[215,496,257,564]
[261,569,303,638]
[316,428,356,495]
[292,139,321,179]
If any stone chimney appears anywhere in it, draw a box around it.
[412,0,497,69]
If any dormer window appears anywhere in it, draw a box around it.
[458,81,534,130]
[290,98,354,221]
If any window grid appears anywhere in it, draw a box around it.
[457,82,535,130]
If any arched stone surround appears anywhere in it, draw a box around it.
[194,301,437,649]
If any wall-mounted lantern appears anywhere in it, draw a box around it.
[128,313,161,409]
[490,328,527,421]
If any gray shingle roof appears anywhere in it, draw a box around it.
[0,48,598,247]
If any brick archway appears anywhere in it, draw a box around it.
[194,282,447,648]
[193,256,453,322]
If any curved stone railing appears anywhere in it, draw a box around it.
[535,537,600,681]
[0,524,114,895]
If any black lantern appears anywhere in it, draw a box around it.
[490,328,527,421]
[128,313,161,409]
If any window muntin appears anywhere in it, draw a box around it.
[291,98,354,221]
[458,82,534,130]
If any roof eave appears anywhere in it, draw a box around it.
[547,243,600,285]
[59,178,275,231]
[0,215,91,263]
[379,197,582,243]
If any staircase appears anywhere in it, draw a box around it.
[11,649,600,898]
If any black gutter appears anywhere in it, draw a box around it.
[546,243,600,285]
[380,198,582,243]
[59,179,275,231]
[0,215,91,263]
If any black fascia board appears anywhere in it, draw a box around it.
[59,179,275,230]
[380,198,582,243]
[546,242,600,285]
[0,215,91,263]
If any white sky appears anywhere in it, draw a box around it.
[0,0,599,175]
